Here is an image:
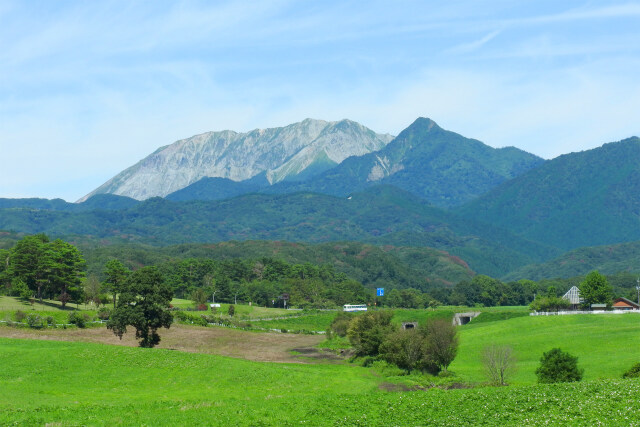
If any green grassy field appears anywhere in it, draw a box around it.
[0,295,97,311]
[1,337,639,425]
[451,313,640,384]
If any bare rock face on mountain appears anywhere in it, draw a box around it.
[79,119,393,201]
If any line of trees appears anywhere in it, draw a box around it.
[149,257,371,308]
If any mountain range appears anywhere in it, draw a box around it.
[2,117,639,282]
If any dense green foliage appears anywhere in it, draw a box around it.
[343,310,458,374]
[503,240,640,281]
[529,295,571,312]
[347,310,395,357]
[83,240,474,293]
[0,185,556,277]
[1,234,85,306]
[107,266,173,347]
[155,257,370,308]
[458,137,640,250]
[535,348,584,383]
[579,270,613,307]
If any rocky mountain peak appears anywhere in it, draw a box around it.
[79,119,393,202]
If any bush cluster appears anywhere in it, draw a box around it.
[26,313,45,329]
[331,310,458,375]
[535,348,583,383]
[68,311,89,328]
[622,363,640,379]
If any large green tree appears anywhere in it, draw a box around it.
[7,234,51,301]
[47,239,86,308]
[107,266,173,348]
[102,259,131,308]
[579,270,613,307]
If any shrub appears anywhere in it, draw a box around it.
[14,310,26,322]
[622,363,640,379]
[68,311,87,328]
[529,296,571,312]
[45,316,56,326]
[228,305,235,317]
[26,314,45,329]
[347,310,394,357]
[173,311,189,322]
[379,329,428,373]
[192,316,208,327]
[97,307,111,320]
[535,348,583,383]
[329,312,354,337]
[201,315,216,324]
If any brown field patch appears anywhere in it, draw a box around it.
[0,325,324,363]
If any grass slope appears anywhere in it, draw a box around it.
[1,337,639,425]
[452,313,640,384]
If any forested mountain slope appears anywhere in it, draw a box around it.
[267,118,544,208]
[458,137,640,250]
[82,240,475,291]
[0,185,556,277]
[503,240,640,281]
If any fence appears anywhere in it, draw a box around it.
[530,310,640,316]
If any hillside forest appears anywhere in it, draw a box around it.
[2,234,639,310]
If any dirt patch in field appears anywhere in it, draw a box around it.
[0,325,324,363]
[378,382,426,392]
[290,346,346,362]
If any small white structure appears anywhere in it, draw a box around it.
[563,286,583,309]
[343,304,367,312]
[210,303,221,308]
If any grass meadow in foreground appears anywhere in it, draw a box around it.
[1,337,639,426]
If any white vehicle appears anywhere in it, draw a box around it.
[343,304,367,312]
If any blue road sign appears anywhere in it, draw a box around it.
[376,288,384,296]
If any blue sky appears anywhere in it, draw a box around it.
[1,0,639,201]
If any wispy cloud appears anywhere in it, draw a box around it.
[447,30,501,54]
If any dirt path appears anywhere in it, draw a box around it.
[0,324,328,363]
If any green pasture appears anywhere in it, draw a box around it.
[1,337,639,425]
[249,311,337,332]
[452,313,640,384]
[0,296,100,327]
[0,295,97,311]
[170,298,292,318]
